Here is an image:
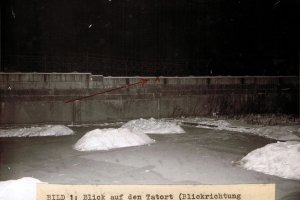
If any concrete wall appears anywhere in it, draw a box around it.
[0,73,298,125]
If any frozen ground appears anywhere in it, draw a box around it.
[0,123,300,200]
[0,125,74,137]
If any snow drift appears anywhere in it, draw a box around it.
[240,141,300,180]
[0,177,42,200]
[121,118,185,134]
[0,125,74,137]
[74,118,184,151]
[74,128,155,151]
[179,118,299,141]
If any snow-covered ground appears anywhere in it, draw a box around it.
[68,121,125,127]
[0,125,74,137]
[0,119,299,200]
[175,117,300,180]
[121,118,185,134]
[74,128,155,151]
[240,141,300,180]
[1,117,299,185]
[0,177,42,200]
[177,117,300,141]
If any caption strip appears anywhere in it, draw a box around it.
[37,184,275,200]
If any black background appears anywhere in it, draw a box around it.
[1,0,299,75]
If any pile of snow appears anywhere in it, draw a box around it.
[121,118,185,134]
[74,128,155,151]
[179,118,300,141]
[240,141,300,180]
[0,125,74,137]
[0,177,42,200]
[73,118,184,151]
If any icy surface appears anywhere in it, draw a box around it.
[122,118,185,134]
[178,118,300,141]
[1,125,299,199]
[240,141,300,180]
[0,177,42,200]
[0,125,74,137]
[74,128,155,151]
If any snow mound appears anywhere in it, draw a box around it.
[240,141,300,180]
[0,125,74,137]
[121,118,185,134]
[180,117,299,141]
[0,177,42,200]
[74,128,155,151]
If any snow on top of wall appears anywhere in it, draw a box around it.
[0,177,42,200]
[0,125,74,137]
[121,118,185,134]
[179,118,299,141]
[240,141,300,180]
[74,128,155,151]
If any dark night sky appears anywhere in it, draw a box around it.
[1,0,299,75]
